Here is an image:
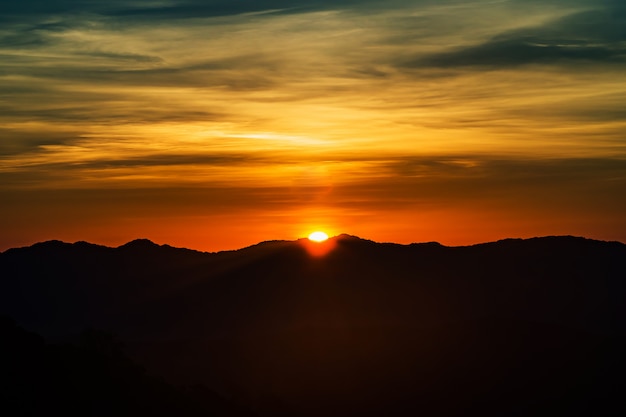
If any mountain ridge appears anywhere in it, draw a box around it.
[1,234,625,416]
[3,233,624,256]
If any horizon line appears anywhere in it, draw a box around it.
[2,234,624,255]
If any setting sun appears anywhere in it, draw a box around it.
[308,231,329,242]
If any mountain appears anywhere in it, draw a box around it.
[0,316,256,417]
[1,235,625,416]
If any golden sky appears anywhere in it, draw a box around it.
[1,0,625,251]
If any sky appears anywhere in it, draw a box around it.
[1,0,625,251]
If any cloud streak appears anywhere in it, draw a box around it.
[407,7,626,68]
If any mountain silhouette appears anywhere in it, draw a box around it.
[1,235,625,416]
[0,316,256,417]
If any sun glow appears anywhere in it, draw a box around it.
[308,231,329,242]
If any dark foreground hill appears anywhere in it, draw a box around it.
[1,235,625,416]
[0,316,256,417]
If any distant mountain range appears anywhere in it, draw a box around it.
[1,235,625,416]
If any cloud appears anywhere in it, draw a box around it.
[415,39,625,68]
[403,5,626,68]
[0,127,81,157]
[0,0,394,21]
[2,1,626,192]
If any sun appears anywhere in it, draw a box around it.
[308,231,329,242]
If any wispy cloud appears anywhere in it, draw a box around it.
[406,7,626,68]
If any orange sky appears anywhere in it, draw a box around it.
[1,0,625,251]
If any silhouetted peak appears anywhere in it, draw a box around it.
[251,239,292,247]
[1,240,73,255]
[477,235,625,249]
[409,241,444,248]
[333,233,366,241]
[72,241,108,250]
[329,234,441,248]
[32,240,71,249]
[117,238,160,250]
